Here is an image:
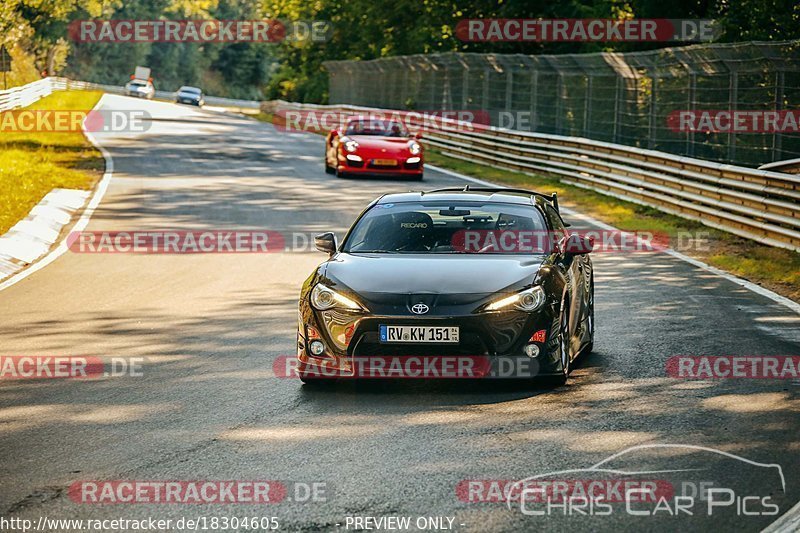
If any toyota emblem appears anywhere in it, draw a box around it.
[411,303,430,315]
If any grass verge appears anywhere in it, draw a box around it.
[426,151,800,303]
[0,90,105,234]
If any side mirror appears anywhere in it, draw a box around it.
[564,233,594,256]
[414,132,423,140]
[330,129,339,138]
[315,232,337,255]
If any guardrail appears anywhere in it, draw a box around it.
[269,101,800,253]
[0,77,261,112]
[759,159,800,175]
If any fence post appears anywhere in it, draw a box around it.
[583,75,592,137]
[727,71,738,162]
[505,69,513,112]
[687,73,696,157]
[772,70,784,162]
[462,68,469,109]
[530,70,538,132]
[555,74,563,134]
[613,76,621,143]
[482,69,489,121]
[648,74,658,149]
[402,67,409,108]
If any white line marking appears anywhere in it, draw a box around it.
[0,95,114,293]
[427,163,800,315]
[763,498,800,533]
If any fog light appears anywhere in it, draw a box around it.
[523,344,540,358]
[309,340,325,356]
[346,154,363,162]
[407,156,421,164]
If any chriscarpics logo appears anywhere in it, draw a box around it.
[503,444,784,520]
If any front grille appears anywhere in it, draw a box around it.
[352,331,488,357]
[404,161,421,170]
[346,159,364,167]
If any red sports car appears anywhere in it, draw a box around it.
[325,118,423,180]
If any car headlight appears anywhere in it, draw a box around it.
[485,286,546,312]
[408,141,421,155]
[342,137,359,153]
[311,283,365,311]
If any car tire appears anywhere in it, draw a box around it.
[324,153,335,174]
[335,167,348,179]
[548,301,571,386]
[584,277,594,355]
[410,172,424,181]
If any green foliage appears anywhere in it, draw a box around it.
[2,0,797,100]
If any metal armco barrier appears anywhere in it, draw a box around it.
[269,100,800,252]
[760,159,800,175]
[0,77,260,112]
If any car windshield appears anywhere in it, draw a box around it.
[179,87,201,94]
[342,201,549,254]
[345,119,408,137]
[130,81,146,87]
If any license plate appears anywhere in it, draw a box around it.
[380,325,459,343]
[373,158,398,166]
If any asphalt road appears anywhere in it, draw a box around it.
[1,94,799,533]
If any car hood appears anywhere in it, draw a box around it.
[347,136,413,152]
[324,253,545,296]
[178,92,200,98]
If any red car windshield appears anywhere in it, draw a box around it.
[345,119,408,137]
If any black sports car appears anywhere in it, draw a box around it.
[296,187,594,385]
[175,86,204,106]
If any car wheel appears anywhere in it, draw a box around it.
[324,152,335,174]
[584,277,594,354]
[549,301,571,386]
[335,167,348,179]
[410,172,424,181]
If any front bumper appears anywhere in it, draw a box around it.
[297,306,563,380]
[337,154,423,176]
